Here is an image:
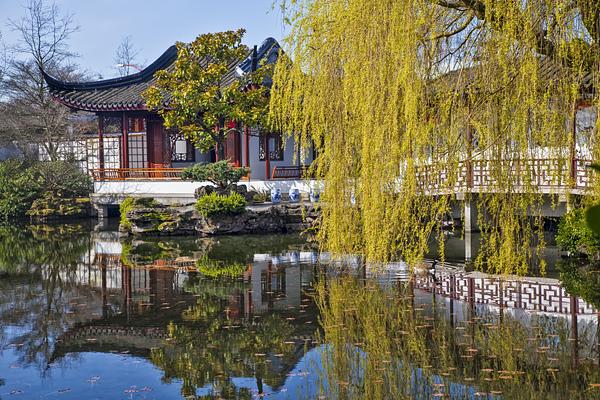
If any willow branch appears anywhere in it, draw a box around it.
[432,14,475,40]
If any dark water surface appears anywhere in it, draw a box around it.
[0,224,598,399]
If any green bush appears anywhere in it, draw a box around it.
[196,256,248,278]
[27,161,91,197]
[120,197,160,230]
[0,160,39,222]
[0,160,92,222]
[252,191,270,203]
[556,208,600,257]
[195,192,247,217]
[182,160,249,189]
[558,260,600,309]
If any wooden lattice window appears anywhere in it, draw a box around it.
[259,132,284,161]
[168,132,195,162]
[128,134,147,168]
[102,137,121,169]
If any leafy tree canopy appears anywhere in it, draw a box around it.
[182,160,249,188]
[143,29,271,159]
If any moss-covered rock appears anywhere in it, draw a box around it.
[120,197,197,236]
[26,195,91,221]
[121,199,321,237]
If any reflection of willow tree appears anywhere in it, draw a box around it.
[150,274,298,399]
[0,224,92,373]
[315,275,600,399]
[559,260,600,309]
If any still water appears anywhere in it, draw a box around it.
[0,224,598,399]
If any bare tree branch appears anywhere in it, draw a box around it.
[114,35,142,77]
[432,14,474,40]
[432,0,591,67]
[8,0,78,70]
[0,0,84,160]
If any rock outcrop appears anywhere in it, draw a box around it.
[27,197,92,222]
[121,202,320,237]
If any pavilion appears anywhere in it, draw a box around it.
[42,37,314,182]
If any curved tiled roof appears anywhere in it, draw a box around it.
[43,37,282,112]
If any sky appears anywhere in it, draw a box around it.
[0,0,287,78]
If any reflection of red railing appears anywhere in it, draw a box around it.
[415,272,597,315]
[91,168,185,181]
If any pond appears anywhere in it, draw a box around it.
[0,224,598,399]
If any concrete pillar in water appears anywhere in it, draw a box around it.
[464,198,473,262]
[95,204,109,220]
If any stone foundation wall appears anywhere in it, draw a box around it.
[122,202,320,237]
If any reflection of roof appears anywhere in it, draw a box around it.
[42,37,282,112]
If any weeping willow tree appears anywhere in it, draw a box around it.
[270,0,600,274]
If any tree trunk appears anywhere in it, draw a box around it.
[216,140,226,162]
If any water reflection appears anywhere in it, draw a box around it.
[0,224,597,399]
[315,273,600,399]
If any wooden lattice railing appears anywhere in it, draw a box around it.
[415,158,593,192]
[91,168,185,181]
[272,166,311,180]
[91,158,594,191]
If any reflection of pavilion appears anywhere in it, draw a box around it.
[250,252,316,314]
[50,238,320,385]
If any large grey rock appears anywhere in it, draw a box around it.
[122,202,321,237]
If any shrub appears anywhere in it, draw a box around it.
[120,197,160,230]
[252,191,270,203]
[0,160,92,222]
[556,208,600,257]
[0,160,39,222]
[558,260,600,309]
[27,161,91,198]
[195,192,247,217]
[182,160,249,189]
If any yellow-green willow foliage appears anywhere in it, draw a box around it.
[270,0,600,274]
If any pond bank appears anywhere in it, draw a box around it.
[121,201,321,237]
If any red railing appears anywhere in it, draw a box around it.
[91,168,184,181]
[272,166,311,180]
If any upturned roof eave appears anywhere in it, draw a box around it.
[42,37,283,113]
